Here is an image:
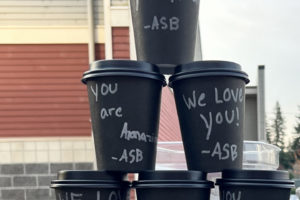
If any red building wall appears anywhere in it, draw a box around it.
[112,27,130,59]
[0,44,104,137]
[0,27,181,141]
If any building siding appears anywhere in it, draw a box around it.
[0,27,183,140]
[244,94,258,141]
[0,44,105,137]
[0,0,104,26]
[112,27,130,59]
[111,0,128,6]
[158,87,182,141]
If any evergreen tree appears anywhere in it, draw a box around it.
[279,151,295,170]
[292,106,300,153]
[272,101,286,150]
[296,106,300,134]
[266,118,272,144]
[269,102,295,170]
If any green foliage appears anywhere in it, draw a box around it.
[292,106,300,150]
[271,101,286,150]
[290,187,296,194]
[268,102,295,172]
[295,106,300,134]
[292,138,300,151]
[272,105,300,178]
[266,119,272,144]
[279,151,295,170]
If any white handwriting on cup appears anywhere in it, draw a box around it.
[100,107,123,119]
[144,16,179,31]
[112,148,143,164]
[222,191,242,200]
[201,142,238,161]
[90,83,118,102]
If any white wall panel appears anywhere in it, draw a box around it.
[0,0,104,26]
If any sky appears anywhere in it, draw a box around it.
[199,0,300,139]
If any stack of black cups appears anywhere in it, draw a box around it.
[51,0,294,200]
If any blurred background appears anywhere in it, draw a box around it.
[0,0,299,199]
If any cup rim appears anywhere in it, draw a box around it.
[137,170,207,181]
[81,60,166,86]
[55,170,127,181]
[132,181,214,189]
[169,60,249,87]
[82,70,166,86]
[216,179,294,189]
[51,179,130,189]
[221,169,291,180]
[216,169,295,189]
[51,183,128,189]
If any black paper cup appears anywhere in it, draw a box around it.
[51,171,130,200]
[216,170,295,200]
[133,171,214,200]
[169,61,249,172]
[82,60,166,172]
[130,0,200,73]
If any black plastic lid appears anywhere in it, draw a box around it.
[56,170,126,181]
[139,170,206,181]
[133,170,214,189]
[216,170,295,188]
[51,170,129,189]
[82,60,166,86]
[169,60,249,87]
[222,169,290,180]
